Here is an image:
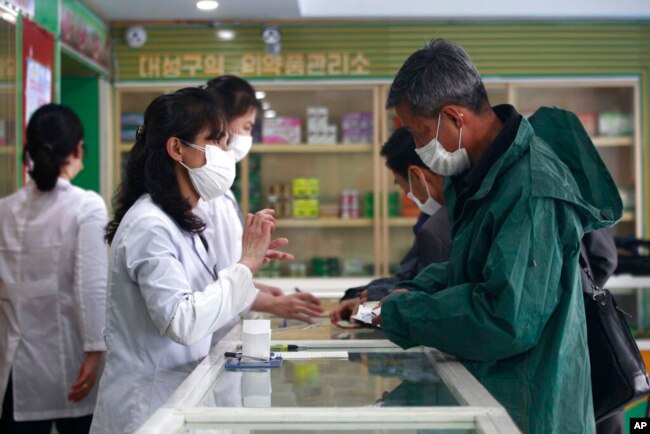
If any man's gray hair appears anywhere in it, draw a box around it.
[386,39,488,118]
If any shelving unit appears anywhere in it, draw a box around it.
[113,77,643,279]
[239,83,383,276]
[275,218,373,228]
[508,78,640,237]
[250,144,373,153]
[0,18,17,197]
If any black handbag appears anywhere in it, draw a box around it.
[580,253,650,422]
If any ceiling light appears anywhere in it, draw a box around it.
[216,29,235,40]
[0,2,18,22]
[264,110,277,119]
[1,12,16,23]
[255,91,266,99]
[262,101,271,110]
[196,1,218,11]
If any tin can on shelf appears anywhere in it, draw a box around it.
[311,257,327,277]
[388,191,400,217]
[340,189,360,219]
[362,192,374,218]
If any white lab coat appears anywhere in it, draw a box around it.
[197,191,246,342]
[0,178,108,421]
[90,195,258,434]
[197,190,243,270]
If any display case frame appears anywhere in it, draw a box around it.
[135,325,521,434]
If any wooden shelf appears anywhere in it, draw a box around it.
[120,143,374,154]
[388,217,418,227]
[276,218,373,228]
[592,136,634,147]
[251,144,372,154]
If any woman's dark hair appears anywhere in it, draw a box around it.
[25,104,83,191]
[203,75,261,121]
[380,127,426,180]
[105,87,227,244]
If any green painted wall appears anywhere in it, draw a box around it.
[61,76,100,193]
[33,0,59,35]
[111,21,650,234]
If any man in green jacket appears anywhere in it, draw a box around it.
[379,39,622,434]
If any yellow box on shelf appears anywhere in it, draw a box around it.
[292,199,319,219]
[292,177,320,197]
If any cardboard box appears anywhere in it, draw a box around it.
[262,117,302,144]
[576,112,598,136]
[292,177,320,197]
[598,112,634,137]
[293,198,319,218]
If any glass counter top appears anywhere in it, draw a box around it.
[269,317,388,341]
[135,322,521,434]
[180,422,477,433]
[200,349,458,408]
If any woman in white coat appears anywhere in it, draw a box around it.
[0,104,108,433]
[198,75,284,299]
[90,88,322,434]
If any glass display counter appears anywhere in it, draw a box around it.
[136,325,521,434]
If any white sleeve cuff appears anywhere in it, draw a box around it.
[166,263,259,346]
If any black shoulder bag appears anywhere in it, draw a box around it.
[580,253,650,422]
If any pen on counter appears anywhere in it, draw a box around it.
[236,344,303,351]
[271,344,299,351]
[224,352,269,362]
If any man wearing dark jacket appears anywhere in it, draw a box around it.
[330,127,451,323]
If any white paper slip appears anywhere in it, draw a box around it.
[242,319,271,360]
[278,351,349,360]
[351,301,381,325]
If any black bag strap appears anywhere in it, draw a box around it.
[579,252,605,299]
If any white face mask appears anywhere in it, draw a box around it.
[229,134,253,162]
[179,141,236,201]
[415,112,470,176]
[407,171,441,216]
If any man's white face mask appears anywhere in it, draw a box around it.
[406,171,441,216]
[229,134,253,162]
[414,112,470,176]
[179,141,236,201]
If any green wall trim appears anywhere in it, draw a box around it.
[15,15,22,187]
[110,19,649,236]
[61,44,110,77]
[642,68,649,237]
[61,77,100,193]
[54,37,60,103]
[33,0,59,35]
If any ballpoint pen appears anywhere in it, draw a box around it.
[224,352,269,362]
[236,344,303,351]
[270,344,300,351]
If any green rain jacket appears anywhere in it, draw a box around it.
[381,107,622,434]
